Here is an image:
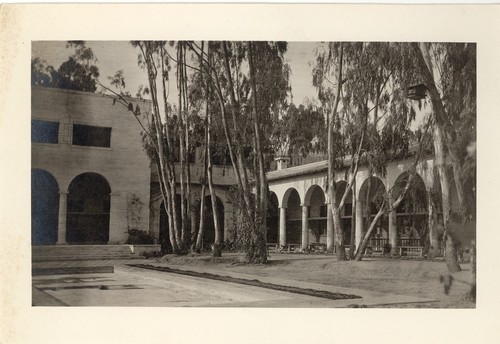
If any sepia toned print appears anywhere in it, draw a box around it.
[31,40,476,308]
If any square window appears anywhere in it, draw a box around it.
[72,124,111,148]
[32,119,59,144]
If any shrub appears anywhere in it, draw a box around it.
[125,228,155,245]
[140,250,162,259]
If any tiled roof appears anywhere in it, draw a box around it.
[267,160,330,181]
[266,145,425,181]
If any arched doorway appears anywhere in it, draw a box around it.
[266,192,279,245]
[359,176,387,251]
[304,185,326,244]
[67,173,111,244]
[393,172,428,248]
[202,195,225,250]
[283,188,301,246]
[32,169,59,245]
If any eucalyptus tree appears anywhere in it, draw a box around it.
[313,42,426,260]
[186,41,290,263]
[411,43,476,280]
[31,41,100,92]
[272,103,327,159]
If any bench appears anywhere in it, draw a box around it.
[399,246,424,257]
[309,243,327,252]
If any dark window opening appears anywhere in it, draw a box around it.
[319,204,327,217]
[32,119,59,144]
[72,124,111,148]
[344,203,353,216]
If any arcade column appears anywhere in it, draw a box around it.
[326,201,334,253]
[301,204,309,250]
[279,206,287,247]
[56,190,68,244]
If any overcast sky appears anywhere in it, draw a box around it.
[32,41,319,105]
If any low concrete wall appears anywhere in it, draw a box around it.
[131,245,161,256]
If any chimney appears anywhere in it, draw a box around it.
[275,156,290,171]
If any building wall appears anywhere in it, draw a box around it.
[267,155,445,249]
[149,164,236,242]
[32,86,152,244]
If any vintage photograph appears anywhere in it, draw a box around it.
[30,40,476,308]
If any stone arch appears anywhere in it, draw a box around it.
[284,188,302,245]
[305,184,327,244]
[393,171,429,246]
[303,184,326,206]
[282,187,301,208]
[393,171,428,212]
[358,176,387,240]
[359,176,386,212]
[267,191,280,244]
[67,172,111,244]
[31,168,59,245]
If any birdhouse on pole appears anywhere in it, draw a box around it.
[407,83,428,100]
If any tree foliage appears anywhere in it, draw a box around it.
[31,41,100,92]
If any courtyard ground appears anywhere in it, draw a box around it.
[148,252,475,308]
[32,252,475,308]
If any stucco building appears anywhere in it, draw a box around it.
[31,86,152,245]
[31,86,237,248]
[32,86,473,256]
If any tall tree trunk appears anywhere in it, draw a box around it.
[364,174,372,238]
[327,43,346,261]
[450,158,467,221]
[183,44,192,246]
[434,125,461,272]
[157,163,178,254]
[222,42,250,196]
[144,46,179,253]
[212,44,252,214]
[428,191,440,258]
[156,44,181,253]
[177,45,187,252]
[248,41,269,259]
[413,43,462,273]
[207,97,222,257]
[195,184,207,252]
[349,180,356,259]
[355,205,385,261]
[195,43,209,253]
